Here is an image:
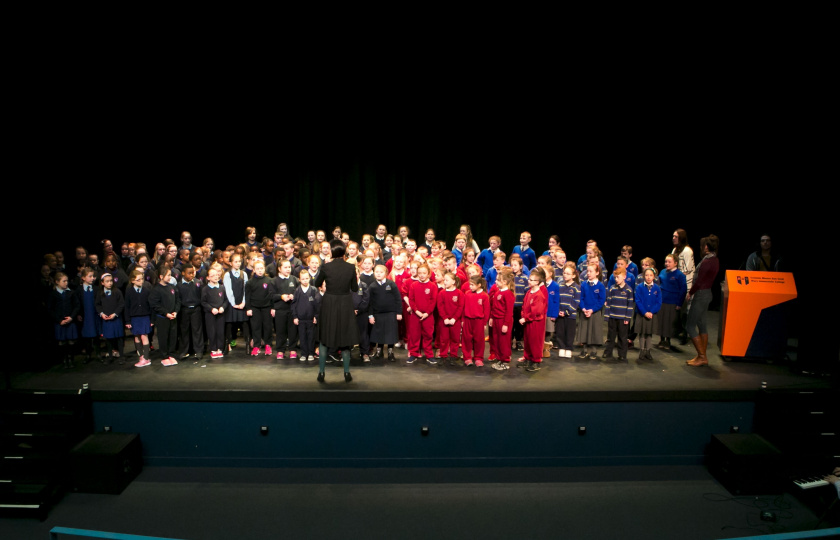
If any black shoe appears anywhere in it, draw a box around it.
[388,351,395,362]
[602,350,614,359]
[327,354,338,363]
[645,349,653,361]
[448,356,459,366]
[344,372,352,382]
[317,372,325,383]
[577,351,588,359]
[426,357,438,365]
[406,356,417,364]
[373,348,382,359]
[526,361,541,372]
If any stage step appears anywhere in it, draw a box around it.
[0,388,91,520]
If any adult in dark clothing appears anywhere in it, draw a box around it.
[686,235,720,367]
[745,234,782,271]
[313,240,359,382]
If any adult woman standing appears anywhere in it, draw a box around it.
[686,235,720,367]
[313,240,360,382]
[672,229,695,345]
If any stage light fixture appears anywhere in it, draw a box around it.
[730,426,740,433]
[260,426,269,436]
[103,426,111,432]
[421,426,429,437]
[578,426,586,436]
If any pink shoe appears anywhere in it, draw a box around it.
[161,358,172,366]
[289,351,297,359]
[464,359,474,366]
[210,351,221,359]
[251,347,260,357]
[168,357,178,365]
[475,360,484,367]
[135,358,151,367]
[265,345,272,356]
[277,351,285,360]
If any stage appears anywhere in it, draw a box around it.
[8,314,826,403]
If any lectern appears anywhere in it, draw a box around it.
[719,270,797,359]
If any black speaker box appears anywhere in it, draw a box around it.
[70,433,142,494]
[706,434,784,495]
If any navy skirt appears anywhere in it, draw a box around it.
[55,323,79,341]
[102,318,125,339]
[130,315,151,335]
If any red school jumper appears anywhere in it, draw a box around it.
[522,288,547,362]
[393,269,411,342]
[462,289,490,361]
[436,287,464,358]
[408,279,438,358]
[490,287,515,362]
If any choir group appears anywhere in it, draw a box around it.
[42,223,718,375]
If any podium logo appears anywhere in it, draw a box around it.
[736,276,750,285]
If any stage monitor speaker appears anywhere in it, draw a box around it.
[70,432,142,494]
[706,433,784,496]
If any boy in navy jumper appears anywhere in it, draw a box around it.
[512,231,537,271]
[603,268,634,361]
[177,265,204,360]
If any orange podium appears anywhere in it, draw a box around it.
[719,271,797,359]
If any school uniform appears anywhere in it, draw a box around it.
[397,273,415,344]
[435,287,464,358]
[223,268,249,349]
[545,278,560,337]
[462,289,490,362]
[656,268,687,339]
[201,282,229,353]
[476,248,498,276]
[634,282,662,341]
[96,286,125,355]
[603,283,634,360]
[149,282,181,358]
[578,279,606,352]
[368,279,402,346]
[359,271,375,288]
[75,283,102,341]
[246,274,274,349]
[512,245,537,272]
[512,272,529,347]
[177,276,204,357]
[271,274,300,353]
[100,268,129,292]
[291,285,320,358]
[408,279,438,359]
[521,288,547,363]
[489,288,514,362]
[48,287,80,341]
[555,282,580,351]
[124,282,153,336]
[353,280,371,357]
[451,247,463,265]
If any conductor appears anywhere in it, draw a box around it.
[313,239,359,382]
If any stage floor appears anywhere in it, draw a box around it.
[8,314,826,403]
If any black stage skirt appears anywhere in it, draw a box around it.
[225,305,248,323]
[318,293,359,348]
[370,313,399,344]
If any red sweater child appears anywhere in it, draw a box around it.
[408,278,438,358]
[462,288,490,364]
[490,287,515,362]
